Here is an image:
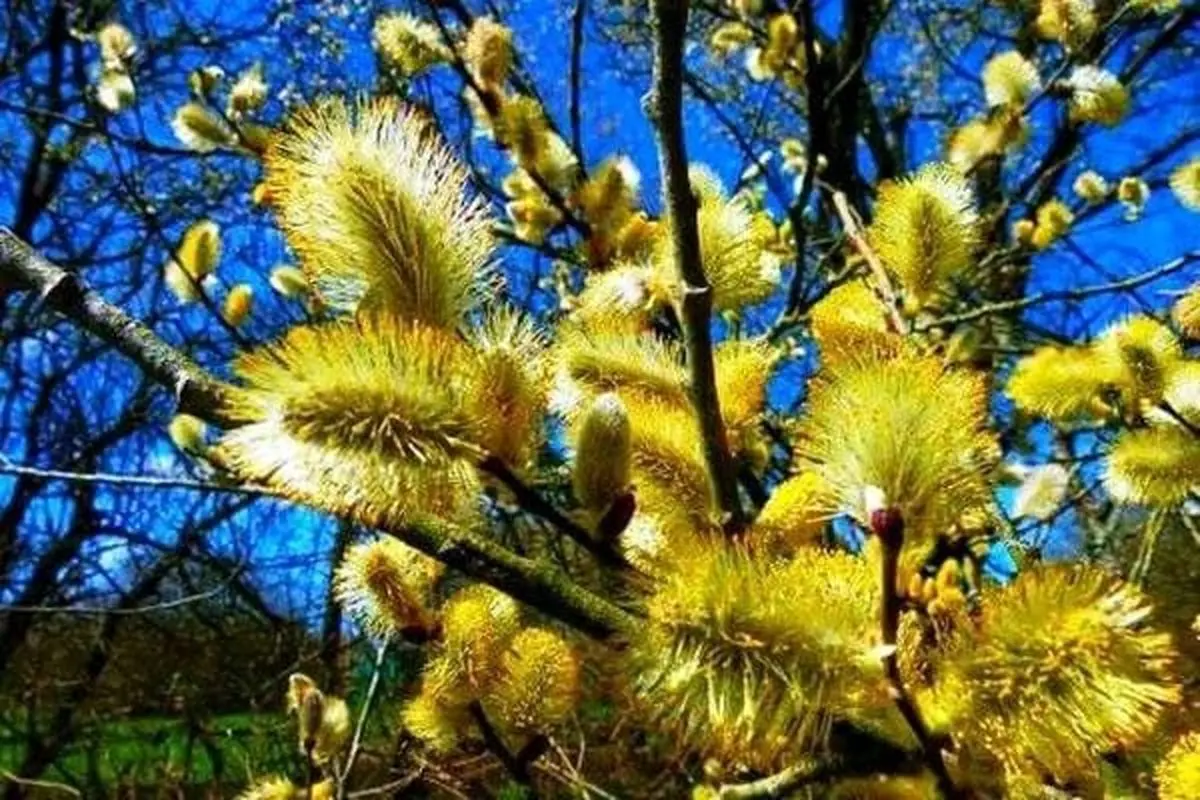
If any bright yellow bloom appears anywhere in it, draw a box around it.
[571,393,632,514]
[373,13,448,77]
[268,265,309,298]
[714,337,777,434]
[572,156,640,237]
[551,327,688,415]
[1094,314,1182,409]
[1006,344,1120,422]
[1172,283,1200,338]
[809,279,897,362]
[1157,731,1200,800]
[223,283,253,327]
[869,163,978,310]
[795,347,997,545]
[1035,0,1097,51]
[631,542,886,770]
[173,220,221,280]
[97,68,135,113]
[97,21,137,67]
[218,317,484,527]
[1170,157,1200,211]
[627,399,715,526]
[748,471,829,554]
[401,684,470,752]
[334,536,444,639]
[168,414,207,455]
[982,51,1040,107]
[236,776,297,800]
[466,308,547,468]
[464,17,514,89]
[171,102,234,152]
[654,167,780,313]
[1073,169,1109,204]
[941,565,1179,786]
[486,628,580,735]
[264,96,494,326]
[1067,66,1129,126]
[438,584,522,694]
[1105,426,1200,507]
[1030,198,1074,250]
[227,62,267,117]
[709,22,753,58]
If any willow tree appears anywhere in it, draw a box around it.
[2,0,1200,798]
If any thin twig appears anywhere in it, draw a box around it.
[338,640,391,800]
[0,457,279,498]
[829,191,908,334]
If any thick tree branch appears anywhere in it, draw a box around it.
[647,0,745,532]
[0,227,638,641]
[0,227,236,425]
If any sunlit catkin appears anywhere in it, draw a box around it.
[1067,66,1128,126]
[1118,175,1151,219]
[223,284,253,327]
[439,585,522,693]
[334,536,444,639]
[168,414,208,455]
[468,310,548,470]
[218,317,484,527]
[264,96,494,326]
[268,265,309,299]
[631,542,885,770]
[572,393,632,515]
[1172,283,1200,339]
[464,17,514,90]
[173,220,221,281]
[1006,344,1119,421]
[373,13,449,77]
[940,565,1178,786]
[1170,157,1200,212]
[748,471,828,555]
[235,776,297,800]
[1072,169,1108,204]
[1104,426,1200,507]
[171,102,234,152]
[97,22,137,67]
[1030,199,1074,250]
[1035,0,1096,51]
[97,68,135,113]
[1094,314,1182,409]
[1156,731,1200,800]
[486,628,580,735]
[795,347,996,545]
[227,62,267,118]
[981,51,1040,108]
[868,163,978,310]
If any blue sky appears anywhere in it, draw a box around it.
[2,0,1198,615]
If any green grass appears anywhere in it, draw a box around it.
[0,712,298,792]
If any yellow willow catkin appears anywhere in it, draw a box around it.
[485,627,580,735]
[334,536,444,638]
[172,102,234,152]
[223,284,253,327]
[571,393,632,514]
[868,163,979,310]
[939,565,1178,788]
[264,96,495,326]
[1156,731,1200,800]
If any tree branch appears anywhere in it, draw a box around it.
[647,0,745,533]
[0,227,236,425]
[0,227,638,641]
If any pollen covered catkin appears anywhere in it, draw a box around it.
[572,393,632,514]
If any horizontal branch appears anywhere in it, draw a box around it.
[0,227,638,640]
[916,250,1200,331]
[0,226,237,425]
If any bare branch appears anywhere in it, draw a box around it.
[647,0,745,532]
